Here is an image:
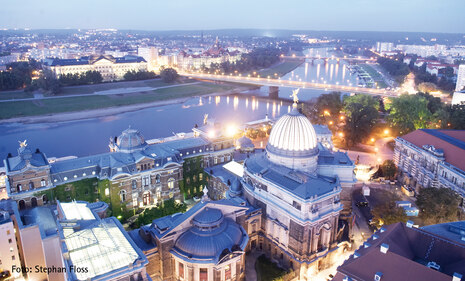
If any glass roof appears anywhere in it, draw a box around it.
[60,201,96,220]
[63,219,139,280]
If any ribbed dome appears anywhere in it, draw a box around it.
[116,127,147,152]
[268,108,318,153]
[172,208,246,262]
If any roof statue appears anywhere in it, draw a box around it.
[291,88,300,107]
[19,140,27,148]
[201,186,210,202]
[203,114,208,125]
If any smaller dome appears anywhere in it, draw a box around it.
[227,178,242,198]
[192,208,224,228]
[116,127,147,152]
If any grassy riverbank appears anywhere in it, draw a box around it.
[256,61,303,78]
[0,82,247,120]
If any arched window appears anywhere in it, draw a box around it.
[132,180,137,189]
[168,178,175,189]
[155,174,161,184]
[119,190,127,202]
[40,179,46,187]
[17,184,22,192]
[29,181,34,190]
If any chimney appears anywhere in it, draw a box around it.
[380,243,389,254]
[406,220,414,228]
[364,242,371,248]
[453,273,462,281]
[373,234,379,240]
[375,272,383,281]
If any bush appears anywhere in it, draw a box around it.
[160,68,178,83]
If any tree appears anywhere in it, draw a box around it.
[160,67,178,83]
[448,104,465,130]
[385,94,433,134]
[305,92,342,124]
[372,201,408,228]
[343,95,379,146]
[124,70,157,81]
[380,160,396,180]
[416,187,460,225]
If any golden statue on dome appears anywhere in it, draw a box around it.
[291,88,300,106]
[18,140,27,147]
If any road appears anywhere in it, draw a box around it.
[181,72,399,97]
[0,82,201,103]
[343,137,394,167]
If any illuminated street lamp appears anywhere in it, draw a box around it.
[384,129,389,135]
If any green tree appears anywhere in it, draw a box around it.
[386,94,433,134]
[343,95,379,146]
[372,201,408,228]
[305,92,342,124]
[416,187,460,225]
[160,67,178,83]
[448,104,465,130]
[380,160,396,180]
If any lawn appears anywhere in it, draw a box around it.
[0,82,241,120]
[57,78,180,96]
[359,64,388,88]
[251,61,303,78]
[255,255,288,281]
[0,90,34,100]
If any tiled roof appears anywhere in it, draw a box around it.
[400,129,465,171]
[334,222,465,281]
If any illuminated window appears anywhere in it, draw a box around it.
[104,188,109,196]
[225,265,231,280]
[41,179,46,187]
[168,178,175,189]
[119,190,127,202]
[156,174,161,184]
[200,268,208,281]
[179,262,184,278]
[199,173,203,181]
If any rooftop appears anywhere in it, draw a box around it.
[333,222,465,281]
[400,129,465,172]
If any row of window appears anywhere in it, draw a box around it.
[14,179,47,192]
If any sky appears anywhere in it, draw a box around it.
[0,0,464,33]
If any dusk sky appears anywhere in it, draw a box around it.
[1,0,464,33]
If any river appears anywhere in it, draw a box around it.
[0,48,359,161]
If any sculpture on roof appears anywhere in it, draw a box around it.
[203,114,208,125]
[18,140,27,148]
[291,88,300,105]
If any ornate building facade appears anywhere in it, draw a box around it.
[3,126,235,211]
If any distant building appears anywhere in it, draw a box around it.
[452,90,465,105]
[456,64,465,91]
[394,129,465,203]
[138,46,159,71]
[44,54,148,81]
[376,42,394,53]
[332,222,465,281]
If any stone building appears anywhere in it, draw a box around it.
[3,126,235,211]
[129,198,259,281]
[44,54,148,81]
[394,129,465,202]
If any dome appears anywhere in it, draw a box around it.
[227,178,242,198]
[172,208,246,263]
[267,107,318,155]
[115,127,147,152]
[265,106,319,172]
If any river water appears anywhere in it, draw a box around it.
[0,48,359,161]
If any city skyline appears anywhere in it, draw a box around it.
[1,0,465,33]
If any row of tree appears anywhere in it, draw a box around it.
[123,70,158,81]
[203,47,282,74]
[376,57,410,83]
[0,60,42,91]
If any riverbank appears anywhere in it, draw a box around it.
[0,83,256,124]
